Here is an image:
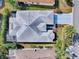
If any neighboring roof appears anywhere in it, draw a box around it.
[56,13,73,25]
[8,48,56,59]
[0,0,3,7]
[18,0,54,3]
[8,10,55,42]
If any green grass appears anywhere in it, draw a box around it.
[16,4,54,10]
[21,43,55,48]
[27,5,53,10]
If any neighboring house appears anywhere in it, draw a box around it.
[8,48,56,59]
[17,0,55,6]
[0,0,3,7]
[6,10,73,43]
[7,10,55,42]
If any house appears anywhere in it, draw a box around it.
[6,10,73,43]
[7,10,55,42]
[17,0,55,6]
[8,48,56,59]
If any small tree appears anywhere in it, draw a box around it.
[63,25,76,47]
[7,0,16,7]
[55,38,65,59]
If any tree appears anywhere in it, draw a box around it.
[0,8,17,59]
[7,0,16,7]
[58,0,72,13]
[55,38,65,59]
[63,25,76,47]
[65,0,74,7]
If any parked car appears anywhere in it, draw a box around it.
[0,0,3,7]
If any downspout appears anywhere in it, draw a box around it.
[54,13,58,28]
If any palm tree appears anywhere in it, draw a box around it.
[55,38,65,59]
[59,0,72,13]
[63,25,76,47]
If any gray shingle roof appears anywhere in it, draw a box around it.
[8,10,55,42]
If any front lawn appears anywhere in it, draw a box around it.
[16,4,54,10]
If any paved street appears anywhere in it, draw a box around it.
[73,0,79,33]
[73,0,79,59]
